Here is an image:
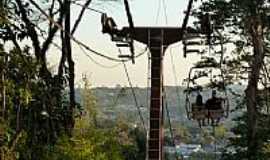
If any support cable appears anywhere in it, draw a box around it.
[119,50,147,133]
[155,0,162,24]
[78,45,122,69]
[28,0,138,63]
[72,1,105,14]
[163,87,181,160]
[162,0,168,25]
[169,48,184,118]
[78,44,147,69]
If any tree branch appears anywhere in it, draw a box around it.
[41,1,64,55]
[15,0,41,57]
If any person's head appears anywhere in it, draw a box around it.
[212,90,217,98]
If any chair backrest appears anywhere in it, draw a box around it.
[208,109,224,119]
[191,104,207,120]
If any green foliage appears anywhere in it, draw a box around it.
[221,111,270,160]
[31,76,146,160]
[43,125,124,160]
[215,125,227,139]
[81,75,98,126]
[0,46,72,159]
[0,0,146,159]
[189,152,217,160]
[174,125,191,143]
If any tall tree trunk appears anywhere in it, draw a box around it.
[245,16,264,160]
[16,104,21,132]
[64,0,75,133]
[1,67,5,119]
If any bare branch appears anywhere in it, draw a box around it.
[40,2,64,55]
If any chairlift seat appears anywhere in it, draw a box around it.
[208,109,224,119]
[0,129,4,145]
[191,104,208,120]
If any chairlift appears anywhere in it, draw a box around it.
[184,65,230,127]
[183,12,226,59]
[101,13,118,35]
[101,13,135,63]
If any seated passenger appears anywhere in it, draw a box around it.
[101,13,117,34]
[196,91,203,107]
[205,90,222,110]
[205,90,224,126]
[195,91,206,127]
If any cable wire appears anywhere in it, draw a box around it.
[28,0,137,63]
[162,0,168,25]
[163,87,181,160]
[78,44,122,69]
[72,1,105,14]
[155,0,162,25]
[119,49,147,133]
[169,48,184,117]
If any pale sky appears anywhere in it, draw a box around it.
[48,0,201,87]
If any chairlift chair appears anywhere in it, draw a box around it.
[184,65,229,127]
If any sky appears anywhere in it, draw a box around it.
[48,0,202,87]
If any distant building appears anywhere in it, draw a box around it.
[164,146,176,154]
[176,143,203,158]
[164,144,203,159]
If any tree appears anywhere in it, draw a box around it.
[0,0,101,158]
[81,74,98,127]
[1,0,133,159]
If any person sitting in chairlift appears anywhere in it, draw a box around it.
[196,91,203,106]
[205,90,222,110]
[195,91,206,127]
[205,90,223,126]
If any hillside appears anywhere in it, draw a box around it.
[76,85,244,129]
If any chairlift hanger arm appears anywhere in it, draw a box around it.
[180,0,195,40]
[123,0,135,63]
[123,0,135,29]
